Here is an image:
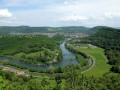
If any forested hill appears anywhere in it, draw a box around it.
[0,35,60,64]
[90,27,120,50]
[0,26,90,34]
[0,26,52,34]
[88,26,111,34]
[0,26,119,35]
[87,27,120,73]
[56,26,90,33]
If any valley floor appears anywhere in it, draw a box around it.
[79,47,111,77]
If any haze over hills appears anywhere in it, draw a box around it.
[0,26,118,35]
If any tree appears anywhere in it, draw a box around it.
[41,77,49,88]
[27,79,43,90]
[0,76,5,90]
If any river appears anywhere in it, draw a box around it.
[0,42,78,70]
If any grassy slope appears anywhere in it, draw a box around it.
[77,54,87,67]
[80,47,111,77]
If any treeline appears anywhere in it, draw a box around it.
[65,43,89,67]
[0,69,32,90]
[65,44,89,59]
[0,26,52,34]
[0,26,90,34]
[53,34,65,42]
[0,35,60,64]
[83,27,120,73]
[0,26,104,35]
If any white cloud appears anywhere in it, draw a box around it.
[0,9,12,18]
[59,15,88,22]
[0,9,24,25]
[104,12,120,19]
[1,0,120,27]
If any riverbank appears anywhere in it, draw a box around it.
[65,43,112,77]
[80,47,111,77]
[65,43,93,70]
[0,42,78,76]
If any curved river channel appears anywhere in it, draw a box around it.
[0,42,79,70]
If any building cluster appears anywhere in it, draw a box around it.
[63,32,87,38]
[10,32,88,38]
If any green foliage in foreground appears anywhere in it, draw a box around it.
[0,75,5,89]
[0,66,120,90]
[0,35,61,64]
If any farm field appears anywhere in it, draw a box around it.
[79,47,111,77]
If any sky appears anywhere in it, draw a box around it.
[0,0,120,27]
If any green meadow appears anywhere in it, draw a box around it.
[80,47,111,77]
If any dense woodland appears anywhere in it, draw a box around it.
[0,65,120,90]
[82,27,120,73]
[0,35,61,64]
[52,34,65,42]
[0,26,101,34]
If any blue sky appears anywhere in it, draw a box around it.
[0,0,120,27]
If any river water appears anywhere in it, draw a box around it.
[0,42,78,70]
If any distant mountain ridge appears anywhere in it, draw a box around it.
[56,26,90,33]
[88,26,112,34]
[0,26,118,35]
